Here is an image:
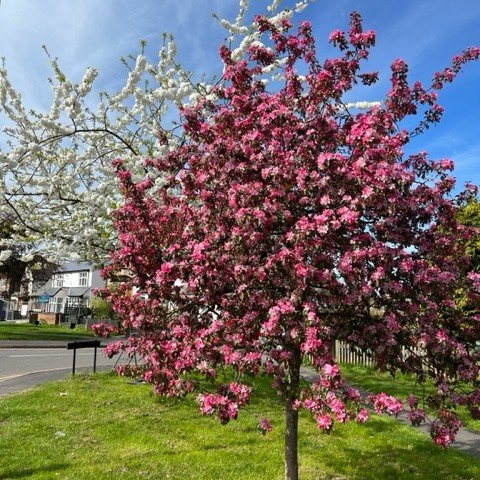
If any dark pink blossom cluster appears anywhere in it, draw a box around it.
[369,392,404,417]
[258,417,273,435]
[433,47,480,90]
[103,9,480,457]
[103,340,125,359]
[297,363,370,433]
[91,322,119,338]
[430,409,462,448]
[408,408,427,427]
[197,382,252,424]
[406,394,426,427]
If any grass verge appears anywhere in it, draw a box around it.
[0,322,94,341]
[0,372,478,479]
[341,363,480,433]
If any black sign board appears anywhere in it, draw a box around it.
[67,339,102,375]
[67,340,101,350]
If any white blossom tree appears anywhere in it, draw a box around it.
[0,0,311,264]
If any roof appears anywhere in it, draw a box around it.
[30,287,61,297]
[32,286,91,298]
[45,287,62,297]
[57,261,92,273]
[66,287,90,297]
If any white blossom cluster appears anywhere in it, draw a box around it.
[0,0,316,265]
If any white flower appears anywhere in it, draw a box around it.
[0,250,12,263]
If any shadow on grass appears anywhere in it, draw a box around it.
[308,418,480,479]
[0,463,69,479]
[150,371,285,410]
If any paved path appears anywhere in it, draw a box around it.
[300,365,480,461]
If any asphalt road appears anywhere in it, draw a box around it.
[0,346,122,396]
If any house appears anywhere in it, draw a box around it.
[0,254,59,320]
[0,267,31,320]
[29,261,106,324]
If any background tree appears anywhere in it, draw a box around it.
[102,11,480,480]
[456,199,480,314]
[90,296,115,321]
[457,199,480,272]
[0,214,56,296]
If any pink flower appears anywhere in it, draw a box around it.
[295,263,309,278]
[229,382,252,406]
[346,387,361,401]
[92,322,118,338]
[468,271,480,291]
[328,29,347,49]
[316,414,333,431]
[198,393,217,415]
[302,327,323,354]
[432,429,454,447]
[408,409,426,427]
[357,408,369,424]
[322,364,340,377]
[370,393,403,416]
[103,340,124,359]
[258,417,272,435]
[430,411,461,448]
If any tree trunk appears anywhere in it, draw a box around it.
[285,394,299,480]
[285,349,301,480]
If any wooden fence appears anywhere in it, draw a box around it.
[333,341,375,367]
[333,341,423,367]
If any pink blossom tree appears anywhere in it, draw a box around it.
[102,12,480,480]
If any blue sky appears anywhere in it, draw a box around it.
[0,0,479,193]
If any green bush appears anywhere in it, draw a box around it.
[90,296,115,320]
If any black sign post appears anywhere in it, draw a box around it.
[67,340,101,376]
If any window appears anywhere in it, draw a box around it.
[52,274,64,288]
[48,297,63,313]
[65,297,79,308]
[79,271,89,287]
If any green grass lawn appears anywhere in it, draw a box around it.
[341,363,480,433]
[0,372,478,480]
[0,322,94,341]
